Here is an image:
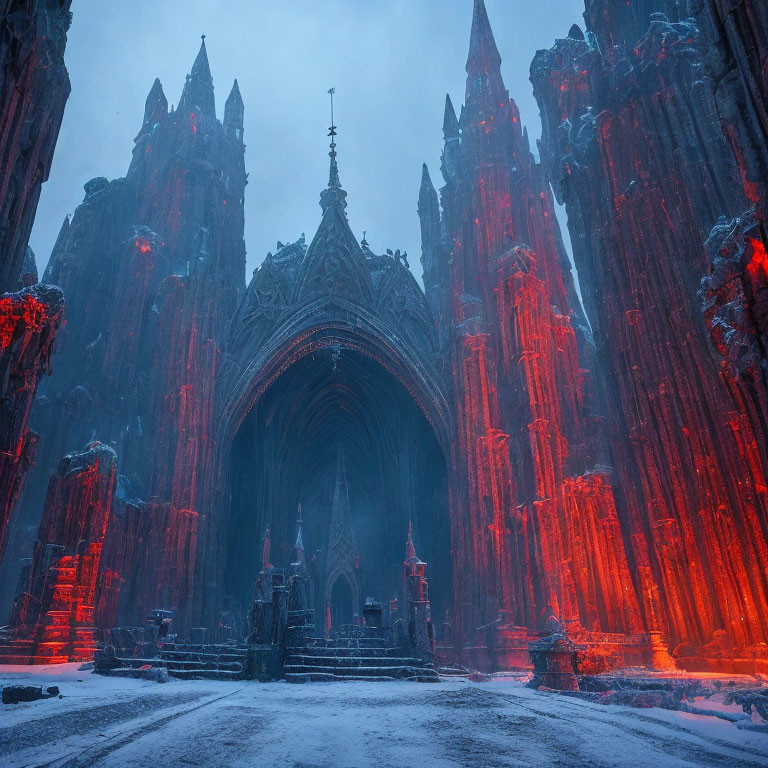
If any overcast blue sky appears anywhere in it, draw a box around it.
[30,0,584,279]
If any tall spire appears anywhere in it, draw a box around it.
[419,163,439,235]
[326,444,359,576]
[293,503,305,565]
[467,0,502,77]
[443,94,459,140]
[320,87,348,214]
[261,525,272,570]
[441,94,462,184]
[465,0,505,108]
[420,163,436,197]
[224,79,244,140]
[178,35,216,119]
[405,520,421,564]
[329,445,354,549]
[419,163,441,284]
[142,78,168,128]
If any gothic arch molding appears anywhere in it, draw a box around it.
[217,297,453,457]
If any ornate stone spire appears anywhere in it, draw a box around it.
[293,503,305,565]
[326,445,359,584]
[465,0,506,109]
[178,36,216,119]
[224,79,244,140]
[418,164,442,283]
[328,446,356,554]
[443,93,459,140]
[466,0,502,78]
[320,87,348,214]
[405,520,422,564]
[418,163,440,242]
[419,162,439,225]
[261,524,271,570]
[142,78,168,128]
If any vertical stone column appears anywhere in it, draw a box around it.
[9,443,117,663]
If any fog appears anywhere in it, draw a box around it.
[30,0,584,279]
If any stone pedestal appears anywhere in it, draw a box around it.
[529,633,580,691]
[363,599,383,628]
[647,630,675,671]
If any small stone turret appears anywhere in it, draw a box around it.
[286,505,315,643]
[141,78,168,132]
[397,523,433,658]
[224,80,244,142]
[178,36,216,120]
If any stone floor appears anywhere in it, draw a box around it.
[1,664,766,767]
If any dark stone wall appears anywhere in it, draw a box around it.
[0,1,72,293]
[531,6,768,656]
[9,442,116,663]
[421,0,644,654]
[0,1,71,580]
[2,0,767,673]
[0,283,63,565]
[693,0,768,221]
[0,41,246,630]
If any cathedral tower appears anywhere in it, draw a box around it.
[422,0,644,664]
[0,38,247,633]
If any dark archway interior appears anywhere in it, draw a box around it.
[330,575,354,627]
[225,346,451,628]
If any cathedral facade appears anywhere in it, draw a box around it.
[0,0,767,674]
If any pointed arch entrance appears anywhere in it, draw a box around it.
[329,573,356,628]
[209,140,453,635]
[221,338,450,631]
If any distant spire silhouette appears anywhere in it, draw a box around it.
[443,93,459,140]
[293,503,305,565]
[465,0,506,109]
[178,36,216,119]
[142,78,168,128]
[224,79,244,140]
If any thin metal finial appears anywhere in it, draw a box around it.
[328,87,338,161]
[328,87,336,139]
[320,87,347,211]
[201,33,206,42]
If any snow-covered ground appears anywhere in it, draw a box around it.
[1,664,766,767]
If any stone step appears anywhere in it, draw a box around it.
[169,668,245,681]
[97,656,160,669]
[160,650,247,663]
[0,654,44,665]
[284,663,438,680]
[95,653,244,677]
[321,630,387,638]
[163,660,244,672]
[285,672,399,683]
[301,638,389,649]
[160,643,248,655]
[96,667,168,682]
[285,654,425,668]
[0,641,69,665]
[286,646,403,658]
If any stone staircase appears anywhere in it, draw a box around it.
[285,626,439,683]
[95,642,249,680]
[0,626,96,665]
[159,642,248,680]
[0,638,48,665]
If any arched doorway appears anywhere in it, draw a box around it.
[329,574,355,628]
[223,345,451,629]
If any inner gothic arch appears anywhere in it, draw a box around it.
[224,345,450,627]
